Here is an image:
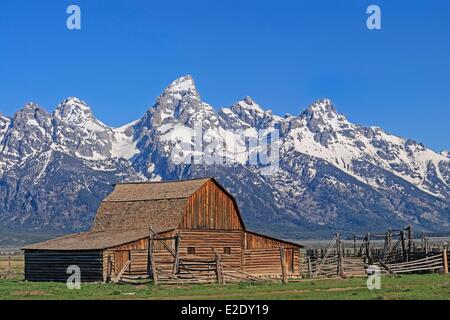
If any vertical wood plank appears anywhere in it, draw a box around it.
[280,247,287,283]
[443,249,448,274]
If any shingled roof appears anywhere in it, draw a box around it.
[105,178,210,202]
[91,178,212,232]
[23,227,173,251]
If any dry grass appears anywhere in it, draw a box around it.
[0,255,24,279]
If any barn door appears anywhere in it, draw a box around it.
[114,250,130,276]
[285,249,294,273]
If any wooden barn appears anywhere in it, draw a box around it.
[23,178,303,283]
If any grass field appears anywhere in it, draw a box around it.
[0,274,449,300]
[1,255,449,300]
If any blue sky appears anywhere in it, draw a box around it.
[1,0,449,152]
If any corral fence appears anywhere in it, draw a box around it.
[303,227,450,279]
[113,228,267,285]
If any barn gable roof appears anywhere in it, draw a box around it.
[105,178,211,202]
[23,227,173,251]
[90,178,212,233]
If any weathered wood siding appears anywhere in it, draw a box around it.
[179,230,243,269]
[180,180,243,230]
[102,230,245,277]
[102,231,176,279]
[245,232,298,249]
[25,250,103,282]
[243,248,300,276]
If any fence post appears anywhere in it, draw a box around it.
[336,233,345,278]
[172,233,181,276]
[148,232,158,285]
[279,247,288,284]
[8,255,12,277]
[366,233,371,261]
[307,256,312,278]
[215,253,224,284]
[407,226,413,260]
[106,255,112,282]
[400,229,407,262]
[443,249,448,274]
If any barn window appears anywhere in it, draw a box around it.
[187,247,195,254]
[224,247,231,255]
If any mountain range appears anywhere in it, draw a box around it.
[0,75,449,240]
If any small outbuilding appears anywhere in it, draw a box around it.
[24,178,303,283]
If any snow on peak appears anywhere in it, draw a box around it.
[22,102,42,111]
[236,96,264,112]
[14,102,51,127]
[299,98,346,127]
[441,150,449,158]
[54,97,96,124]
[0,113,9,122]
[57,97,91,112]
[306,98,335,114]
[0,114,10,141]
[62,97,89,109]
[163,75,198,96]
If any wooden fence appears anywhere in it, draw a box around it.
[304,231,450,279]
[0,255,24,279]
[382,251,448,275]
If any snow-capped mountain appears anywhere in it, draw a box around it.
[0,76,449,237]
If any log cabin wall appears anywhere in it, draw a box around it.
[243,248,300,276]
[178,230,243,269]
[25,250,104,282]
[243,232,301,276]
[102,229,245,279]
[180,180,243,230]
[102,230,176,280]
[100,224,303,280]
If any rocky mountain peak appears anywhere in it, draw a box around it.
[0,113,10,125]
[303,98,337,116]
[441,150,449,158]
[222,96,281,130]
[297,98,348,133]
[144,76,219,130]
[0,114,10,141]
[54,97,95,125]
[162,75,198,98]
[13,102,51,128]
[234,96,263,112]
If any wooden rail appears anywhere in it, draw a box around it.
[113,260,131,283]
[382,252,445,274]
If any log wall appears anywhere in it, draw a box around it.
[102,229,302,280]
[243,248,300,277]
[179,229,243,269]
[25,250,103,282]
